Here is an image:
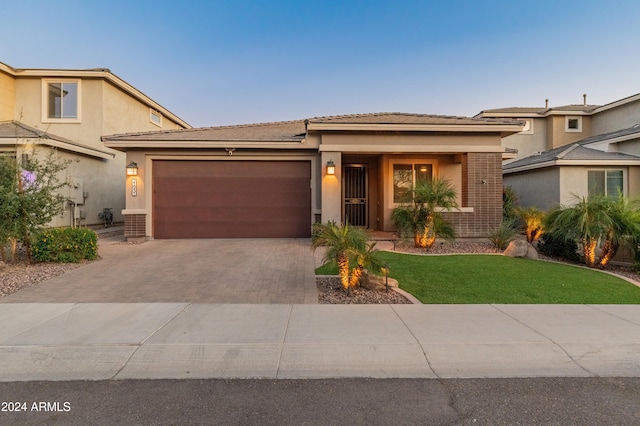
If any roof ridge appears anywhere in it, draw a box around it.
[555,144,581,160]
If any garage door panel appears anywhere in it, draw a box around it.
[153,161,311,238]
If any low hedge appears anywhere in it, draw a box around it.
[31,228,98,263]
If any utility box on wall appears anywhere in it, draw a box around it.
[68,178,84,205]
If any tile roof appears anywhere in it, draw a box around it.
[103,113,522,142]
[103,119,307,142]
[480,104,600,116]
[575,124,640,146]
[480,107,548,114]
[306,112,519,126]
[0,121,114,159]
[0,121,73,143]
[504,140,640,171]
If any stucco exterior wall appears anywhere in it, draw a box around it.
[501,118,547,162]
[629,167,640,199]
[10,75,187,227]
[617,139,640,156]
[546,115,592,149]
[592,100,640,134]
[0,71,15,121]
[319,132,502,152]
[560,166,633,206]
[504,167,560,211]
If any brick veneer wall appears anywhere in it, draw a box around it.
[442,152,502,238]
[124,214,146,238]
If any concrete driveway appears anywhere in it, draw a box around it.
[0,239,318,303]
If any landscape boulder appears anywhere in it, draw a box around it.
[504,240,538,259]
[361,272,399,291]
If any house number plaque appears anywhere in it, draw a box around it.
[131,179,137,197]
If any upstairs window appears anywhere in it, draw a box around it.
[565,116,582,132]
[588,170,623,198]
[150,109,162,126]
[42,79,81,122]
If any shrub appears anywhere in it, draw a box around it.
[487,219,519,251]
[503,186,519,221]
[633,235,640,273]
[537,231,580,263]
[31,228,98,263]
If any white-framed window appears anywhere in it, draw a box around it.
[565,116,582,132]
[41,79,81,123]
[391,160,435,203]
[519,118,534,134]
[588,169,624,198]
[150,109,162,127]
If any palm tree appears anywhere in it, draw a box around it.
[517,206,545,243]
[545,195,640,269]
[392,178,458,248]
[311,221,381,292]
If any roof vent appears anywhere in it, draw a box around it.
[583,94,587,106]
[545,99,549,108]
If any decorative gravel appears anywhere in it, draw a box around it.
[0,261,85,297]
[317,276,411,304]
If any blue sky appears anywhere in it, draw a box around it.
[2,0,640,127]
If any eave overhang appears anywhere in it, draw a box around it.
[102,139,311,152]
[306,122,523,137]
[504,158,640,174]
[0,138,115,160]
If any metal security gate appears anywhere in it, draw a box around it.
[343,165,368,227]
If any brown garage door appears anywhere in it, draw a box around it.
[153,160,311,238]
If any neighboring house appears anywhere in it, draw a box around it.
[0,61,190,228]
[478,95,640,210]
[102,113,523,240]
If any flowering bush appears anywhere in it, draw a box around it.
[31,228,98,263]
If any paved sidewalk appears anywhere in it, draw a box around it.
[0,303,638,381]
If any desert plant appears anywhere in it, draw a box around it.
[0,149,71,263]
[537,231,581,263]
[545,194,640,269]
[487,218,519,251]
[31,227,98,263]
[503,186,519,221]
[391,178,458,248]
[311,221,381,292]
[517,206,545,243]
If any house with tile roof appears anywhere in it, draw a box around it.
[103,113,523,240]
[0,61,190,228]
[478,95,640,210]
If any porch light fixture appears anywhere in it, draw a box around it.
[326,160,336,175]
[126,161,138,176]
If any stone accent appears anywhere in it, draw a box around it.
[124,214,146,239]
[504,240,539,259]
[361,272,399,291]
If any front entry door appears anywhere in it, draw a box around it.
[343,165,368,227]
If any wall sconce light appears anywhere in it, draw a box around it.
[326,160,336,175]
[126,161,138,176]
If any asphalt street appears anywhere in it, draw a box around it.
[1,378,639,425]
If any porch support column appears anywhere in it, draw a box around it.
[321,151,342,224]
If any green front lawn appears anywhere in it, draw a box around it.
[315,253,640,304]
